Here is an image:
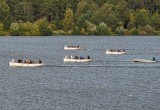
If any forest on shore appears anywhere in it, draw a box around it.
[1,0,160,36]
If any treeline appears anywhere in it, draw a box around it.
[1,0,160,36]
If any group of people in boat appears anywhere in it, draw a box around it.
[64,55,90,59]
[12,59,42,64]
[66,45,80,48]
[107,49,125,52]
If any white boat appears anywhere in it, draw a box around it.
[133,58,156,63]
[106,49,126,55]
[64,45,85,50]
[9,59,44,67]
[63,55,91,62]
[64,58,91,62]
[9,62,44,67]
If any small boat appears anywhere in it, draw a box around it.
[9,59,44,67]
[63,55,91,62]
[106,49,126,55]
[133,58,156,63]
[64,45,85,50]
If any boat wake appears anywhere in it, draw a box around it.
[44,64,160,68]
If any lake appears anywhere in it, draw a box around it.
[0,36,160,110]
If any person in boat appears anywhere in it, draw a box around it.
[152,57,156,61]
[80,56,84,59]
[75,56,78,59]
[39,59,42,64]
[87,55,90,59]
[71,55,74,59]
[30,60,34,64]
[64,55,68,59]
[18,59,22,63]
[26,59,31,64]
[12,59,16,63]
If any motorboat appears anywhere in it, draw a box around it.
[9,59,44,67]
[63,55,91,62]
[133,58,156,63]
[64,45,85,50]
[106,49,126,55]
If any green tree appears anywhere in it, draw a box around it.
[92,3,119,31]
[129,28,140,35]
[116,22,125,35]
[50,20,57,30]
[151,12,160,30]
[96,22,111,35]
[92,3,113,25]
[76,13,92,28]
[135,9,150,27]
[35,18,52,36]
[80,28,86,35]
[153,0,160,13]
[72,26,80,35]
[18,22,40,36]
[76,1,98,28]
[0,23,3,31]
[115,0,128,28]
[14,1,33,22]
[0,0,10,20]
[2,0,160,36]
[85,20,97,35]
[77,1,98,16]
[30,24,40,36]
[0,0,11,29]
[62,8,74,32]
[141,25,154,35]
[127,12,136,29]
[10,23,20,36]
[0,23,4,35]
[55,12,62,30]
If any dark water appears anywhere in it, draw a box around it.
[0,36,160,110]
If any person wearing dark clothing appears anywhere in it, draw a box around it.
[39,59,42,63]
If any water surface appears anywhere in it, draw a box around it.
[0,36,160,110]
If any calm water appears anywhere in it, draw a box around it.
[0,36,160,110]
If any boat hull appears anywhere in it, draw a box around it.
[64,46,85,50]
[133,59,156,63]
[64,58,91,62]
[106,51,126,55]
[9,62,44,67]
